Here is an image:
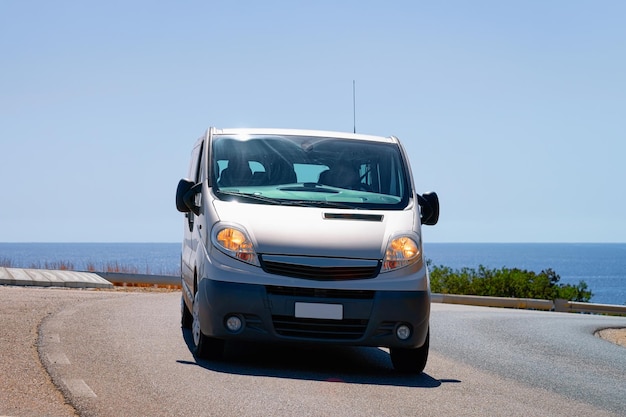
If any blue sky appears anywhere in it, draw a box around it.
[1,1,624,243]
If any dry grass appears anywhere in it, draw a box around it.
[105,283,181,292]
[87,261,140,274]
[1,260,78,270]
[0,258,177,276]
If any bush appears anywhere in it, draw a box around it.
[428,262,592,302]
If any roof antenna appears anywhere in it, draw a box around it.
[352,80,356,133]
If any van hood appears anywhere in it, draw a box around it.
[212,200,417,259]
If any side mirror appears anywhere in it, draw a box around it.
[418,191,439,226]
[175,179,201,215]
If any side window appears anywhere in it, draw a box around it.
[187,141,204,183]
[194,141,205,183]
[186,140,205,230]
[187,146,200,180]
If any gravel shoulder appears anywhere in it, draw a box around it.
[1,286,88,416]
[596,327,626,348]
[0,285,177,417]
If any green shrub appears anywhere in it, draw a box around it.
[428,262,592,302]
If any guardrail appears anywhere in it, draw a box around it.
[96,272,626,316]
[431,293,626,316]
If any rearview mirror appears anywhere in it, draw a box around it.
[175,179,201,215]
[418,191,439,226]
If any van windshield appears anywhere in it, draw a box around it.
[212,134,411,210]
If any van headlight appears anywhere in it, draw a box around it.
[382,236,421,272]
[211,226,260,266]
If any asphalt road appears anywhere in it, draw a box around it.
[2,286,626,417]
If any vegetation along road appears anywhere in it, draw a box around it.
[1,286,625,417]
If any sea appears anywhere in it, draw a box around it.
[1,242,624,306]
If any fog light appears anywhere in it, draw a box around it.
[396,324,412,340]
[225,315,243,332]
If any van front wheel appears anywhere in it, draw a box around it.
[192,291,224,360]
[390,330,429,374]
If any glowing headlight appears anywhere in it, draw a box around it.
[212,226,259,266]
[382,236,421,271]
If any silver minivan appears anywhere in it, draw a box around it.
[175,127,439,373]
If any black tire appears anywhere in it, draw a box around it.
[390,329,429,374]
[192,291,224,360]
[181,295,193,329]
[195,333,225,360]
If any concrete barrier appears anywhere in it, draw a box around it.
[554,298,626,315]
[95,272,180,287]
[431,293,554,310]
[0,267,113,289]
[431,293,626,316]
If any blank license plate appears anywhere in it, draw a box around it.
[295,302,343,320]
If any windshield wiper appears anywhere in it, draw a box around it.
[293,200,360,209]
[278,183,339,193]
[217,190,329,208]
[217,190,360,209]
[216,190,284,205]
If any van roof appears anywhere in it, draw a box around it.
[209,127,399,144]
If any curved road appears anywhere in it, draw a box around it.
[2,286,626,416]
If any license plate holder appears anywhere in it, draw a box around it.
[295,302,343,320]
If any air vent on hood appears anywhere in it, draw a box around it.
[323,213,383,221]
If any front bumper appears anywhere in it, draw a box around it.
[197,278,430,349]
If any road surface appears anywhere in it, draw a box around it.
[1,286,625,416]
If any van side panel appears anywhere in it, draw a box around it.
[181,137,205,301]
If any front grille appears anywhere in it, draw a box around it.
[261,260,380,280]
[266,285,375,300]
[272,315,368,340]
